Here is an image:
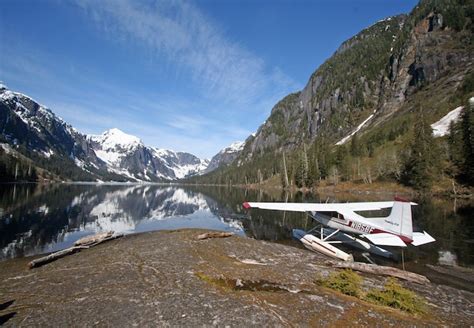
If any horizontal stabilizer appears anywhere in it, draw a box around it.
[411,231,436,246]
[363,233,407,247]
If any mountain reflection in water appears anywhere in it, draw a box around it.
[0,184,473,276]
[0,184,248,260]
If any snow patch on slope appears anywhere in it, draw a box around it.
[336,110,376,145]
[172,161,208,179]
[431,106,463,137]
[150,147,209,179]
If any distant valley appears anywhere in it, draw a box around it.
[1,0,473,192]
[0,83,242,182]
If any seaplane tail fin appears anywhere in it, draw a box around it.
[383,198,413,239]
[411,231,436,246]
[363,233,407,247]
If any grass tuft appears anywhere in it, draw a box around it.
[318,269,363,297]
[365,278,426,314]
[317,271,427,314]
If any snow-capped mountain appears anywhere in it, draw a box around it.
[0,84,214,182]
[204,141,244,173]
[149,147,209,179]
[88,128,209,181]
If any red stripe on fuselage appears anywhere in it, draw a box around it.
[321,216,413,245]
[346,220,413,244]
[371,229,413,244]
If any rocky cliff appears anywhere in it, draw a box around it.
[241,0,473,160]
[0,83,109,180]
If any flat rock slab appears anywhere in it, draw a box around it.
[0,229,473,327]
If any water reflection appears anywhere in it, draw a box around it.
[0,184,473,272]
[0,184,246,260]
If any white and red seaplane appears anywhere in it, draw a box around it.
[243,197,435,262]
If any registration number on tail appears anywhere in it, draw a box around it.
[349,221,374,233]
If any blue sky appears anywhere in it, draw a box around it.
[0,0,417,158]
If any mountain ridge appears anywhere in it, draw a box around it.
[0,84,239,182]
[190,0,474,188]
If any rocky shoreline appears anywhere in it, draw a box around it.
[0,230,473,326]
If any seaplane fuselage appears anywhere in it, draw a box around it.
[311,211,403,240]
[243,199,435,248]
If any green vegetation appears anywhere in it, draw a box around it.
[442,0,467,31]
[294,146,309,188]
[365,278,426,314]
[401,107,441,191]
[317,270,426,314]
[0,146,38,182]
[448,97,474,185]
[317,269,363,297]
[0,138,131,183]
[188,0,474,195]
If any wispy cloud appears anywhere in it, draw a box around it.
[1,0,299,158]
[166,114,212,133]
[73,0,298,106]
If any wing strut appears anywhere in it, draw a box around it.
[323,229,340,242]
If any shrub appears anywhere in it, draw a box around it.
[365,278,426,314]
[319,269,363,297]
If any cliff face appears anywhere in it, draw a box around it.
[379,10,472,117]
[242,0,473,160]
[0,85,107,180]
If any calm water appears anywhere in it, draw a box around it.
[1,183,473,288]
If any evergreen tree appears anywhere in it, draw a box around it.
[294,146,309,188]
[402,107,440,191]
[350,133,361,157]
[443,2,466,31]
[313,135,331,179]
[307,151,321,187]
[335,145,351,181]
[448,119,463,178]
[461,98,474,184]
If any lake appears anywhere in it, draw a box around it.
[1,183,472,289]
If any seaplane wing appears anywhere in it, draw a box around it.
[243,201,411,213]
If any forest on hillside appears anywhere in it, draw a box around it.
[188,0,474,194]
[188,94,474,193]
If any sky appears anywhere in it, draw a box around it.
[0,0,418,158]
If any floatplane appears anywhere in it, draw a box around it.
[243,197,435,262]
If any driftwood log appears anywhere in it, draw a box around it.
[28,231,122,269]
[333,262,430,285]
[75,231,114,246]
[196,232,234,240]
